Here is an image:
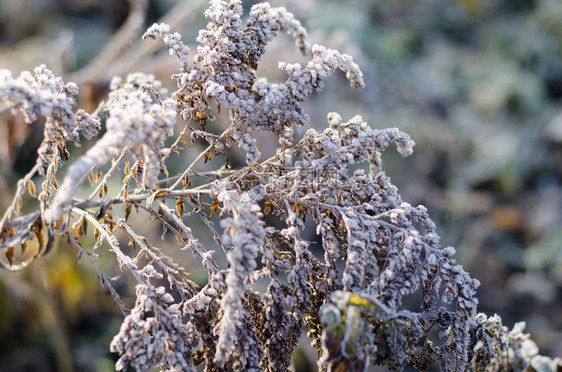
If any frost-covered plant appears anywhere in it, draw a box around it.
[0,1,560,371]
[468,313,562,372]
[0,65,100,168]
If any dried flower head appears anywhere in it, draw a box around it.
[0,65,100,167]
[44,77,176,224]
[1,1,559,372]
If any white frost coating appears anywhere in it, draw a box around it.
[110,265,196,371]
[0,65,100,167]
[0,1,551,371]
[143,23,190,69]
[213,183,266,367]
[152,0,364,164]
[45,88,177,224]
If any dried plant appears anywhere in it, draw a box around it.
[0,1,560,371]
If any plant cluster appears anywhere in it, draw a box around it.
[0,1,560,371]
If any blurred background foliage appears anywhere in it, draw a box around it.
[1,0,562,370]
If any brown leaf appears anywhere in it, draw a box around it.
[40,230,55,257]
[5,247,15,265]
[33,218,44,253]
[125,203,133,220]
[154,190,167,198]
[209,198,219,218]
[176,199,185,216]
[28,180,36,197]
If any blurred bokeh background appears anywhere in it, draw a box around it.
[1,0,562,370]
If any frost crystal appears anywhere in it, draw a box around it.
[0,65,100,167]
[1,2,557,372]
[45,79,176,224]
[110,265,197,371]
